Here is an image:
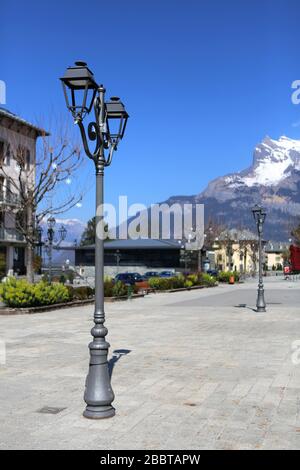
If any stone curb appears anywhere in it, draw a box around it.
[0,294,145,315]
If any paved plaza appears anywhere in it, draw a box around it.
[0,277,300,450]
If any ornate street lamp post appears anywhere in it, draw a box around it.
[36,224,43,258]
[47,216,56,283]
[60,61,129,419]
[115,249,121,275]
[44,217,67,283]
[252,205,267,312]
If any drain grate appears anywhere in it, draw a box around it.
[37,406,66,415]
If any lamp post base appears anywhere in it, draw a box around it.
[256,306,266,313]
[83,405,115,419]
[256,289,266,313]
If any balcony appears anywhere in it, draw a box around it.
[0,227,25,243]
[0,192,21,207]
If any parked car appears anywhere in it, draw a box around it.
[159,271,175,278]
[206,269,219,277]
[115,273,149,291]
[144,271,160,279]
[114,272,147,286]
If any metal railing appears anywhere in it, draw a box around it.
[0,227,25,242]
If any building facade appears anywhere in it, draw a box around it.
[264,241,289,271]
[0,108,45,276]
[212,229,260,273]
[75,239,185,277]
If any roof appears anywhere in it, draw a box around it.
[265,241,290,253]
[77,239,182,251]
[0,107,49,137]
[218,228,258,242]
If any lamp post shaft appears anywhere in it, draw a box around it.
[49,240,52,283]
[83,88,115,419]
[256,225,266,312]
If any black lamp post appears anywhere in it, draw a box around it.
[44,217,67,283]
[252,205,267,312]
[36,224,43,258]
[60,61,128,419]
[115,249,121,274]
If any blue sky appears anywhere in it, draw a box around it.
[2,0,300,224]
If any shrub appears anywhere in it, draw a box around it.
[217,271,239,283]
[148,276,183,291]
[186,274,198,286]
[65,285,74,300]
[112,280,128,298]
[104,278,114,297]
[0,278,70,308]
[71,286,95,300]
[184,279,193,289]
[169,275,185,289]
[33,282,70,306]
[199,272,217,286]
[148,277,163,290]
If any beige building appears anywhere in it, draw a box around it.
[213,228,259,273]
[0,108,46,276]
[264,242,289,271]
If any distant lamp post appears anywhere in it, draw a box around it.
[44,217,67,283]
[252,205,267,312]
[115,249,121,274]
[60,61,129,419]
[36,224,43,258]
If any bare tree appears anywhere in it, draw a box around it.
[204,218,225,248]
[0,126,83,282]
[248,240,259,275]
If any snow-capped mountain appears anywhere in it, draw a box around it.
[166,136,300,241]
[201,136,300,198]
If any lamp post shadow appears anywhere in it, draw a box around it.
[234,304,259,312]
[108,349,131,378]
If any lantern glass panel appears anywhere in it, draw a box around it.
[47,217,56,229]
[106,97,129,142]
[60,62,98,119]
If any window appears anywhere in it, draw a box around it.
[26,150,30,170]
[16,145,30,170]
[6,179,11,197]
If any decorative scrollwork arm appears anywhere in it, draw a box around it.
[105,142,117,167]
[77,120,102,160]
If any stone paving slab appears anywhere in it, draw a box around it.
[0,278,300,449]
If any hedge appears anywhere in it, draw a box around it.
[217,271,240,283]
[0,278,70,308]
[148,273,216,291]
